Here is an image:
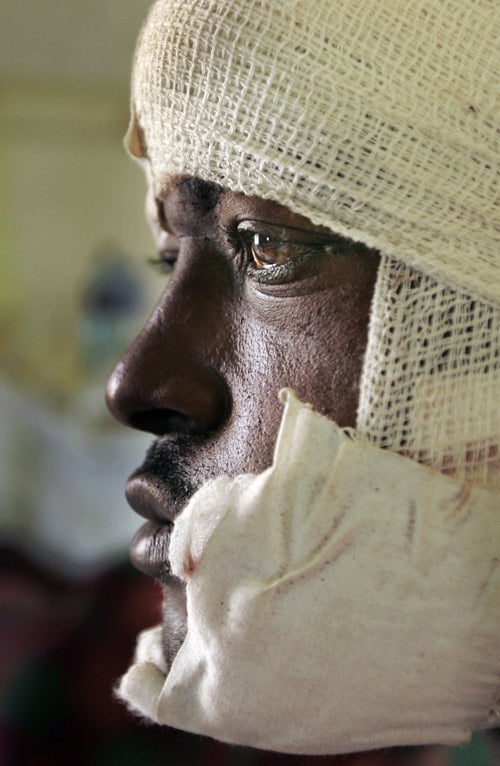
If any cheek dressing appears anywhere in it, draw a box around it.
[117,389,500,755]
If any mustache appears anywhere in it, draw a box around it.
[136,433,203,505]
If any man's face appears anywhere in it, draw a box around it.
[106,175,379,666]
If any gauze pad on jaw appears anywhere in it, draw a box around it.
[118,389,500,755]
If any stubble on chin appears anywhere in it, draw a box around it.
[161,578,188,671]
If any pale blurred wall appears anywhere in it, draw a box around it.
[0,0,156,399]
[0,1,164,572]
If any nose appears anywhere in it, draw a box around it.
[105,258,231,437]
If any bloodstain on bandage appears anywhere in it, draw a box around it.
[183,550,198,578]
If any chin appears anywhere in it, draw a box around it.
[160,578,188,671]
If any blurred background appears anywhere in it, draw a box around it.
[1,0,158,571]
[0,3,211,764]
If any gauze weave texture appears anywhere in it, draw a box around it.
[129,0,500,487]
[118,391,500,755]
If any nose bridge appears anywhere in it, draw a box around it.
[106,257,232,434]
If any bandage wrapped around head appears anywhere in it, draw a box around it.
[128,0,499,487]
[119,0,500,754]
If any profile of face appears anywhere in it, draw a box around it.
[106,174,380,667]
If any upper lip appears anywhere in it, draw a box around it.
[126,474,176,525]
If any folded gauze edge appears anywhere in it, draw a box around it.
[117,389,500,755]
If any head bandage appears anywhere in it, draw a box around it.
[121,0,500,753]
[119,390,500,754]
[128,0,499,488]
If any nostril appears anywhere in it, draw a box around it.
[129,408,202,436]
[106,350,232,435]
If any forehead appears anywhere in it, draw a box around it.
[127,0,368,255]
[152,176,339,238]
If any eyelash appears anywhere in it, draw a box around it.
[148,251,178,274]
[237,231,328,264]
[231,224,351,283]
[148,224,350,282]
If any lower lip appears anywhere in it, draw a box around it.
[130,521,173,580]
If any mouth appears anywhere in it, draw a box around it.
[126,473,185,582]
[129,520,173,580]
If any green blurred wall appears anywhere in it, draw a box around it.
[0,1,157,402]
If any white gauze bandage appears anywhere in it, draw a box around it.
[128,0,500,489]
[118,391,500,755]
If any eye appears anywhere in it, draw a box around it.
[148,232,181,274]
[236,220,343,271]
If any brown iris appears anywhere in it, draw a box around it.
[237,220,343,270]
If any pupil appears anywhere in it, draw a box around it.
[254,233,272,247]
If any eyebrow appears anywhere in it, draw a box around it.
[176,176,224,213]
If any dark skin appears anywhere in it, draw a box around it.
[106,172,379,590]
[107,175,379,495]
[107,176,439,765]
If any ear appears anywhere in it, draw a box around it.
[124,106,146,160]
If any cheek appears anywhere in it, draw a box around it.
[298,294,371,425]
[232,286,372,432]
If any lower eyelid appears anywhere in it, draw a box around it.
[248,244,342,283]
[247,259,299,285]
[148,257,175,276]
